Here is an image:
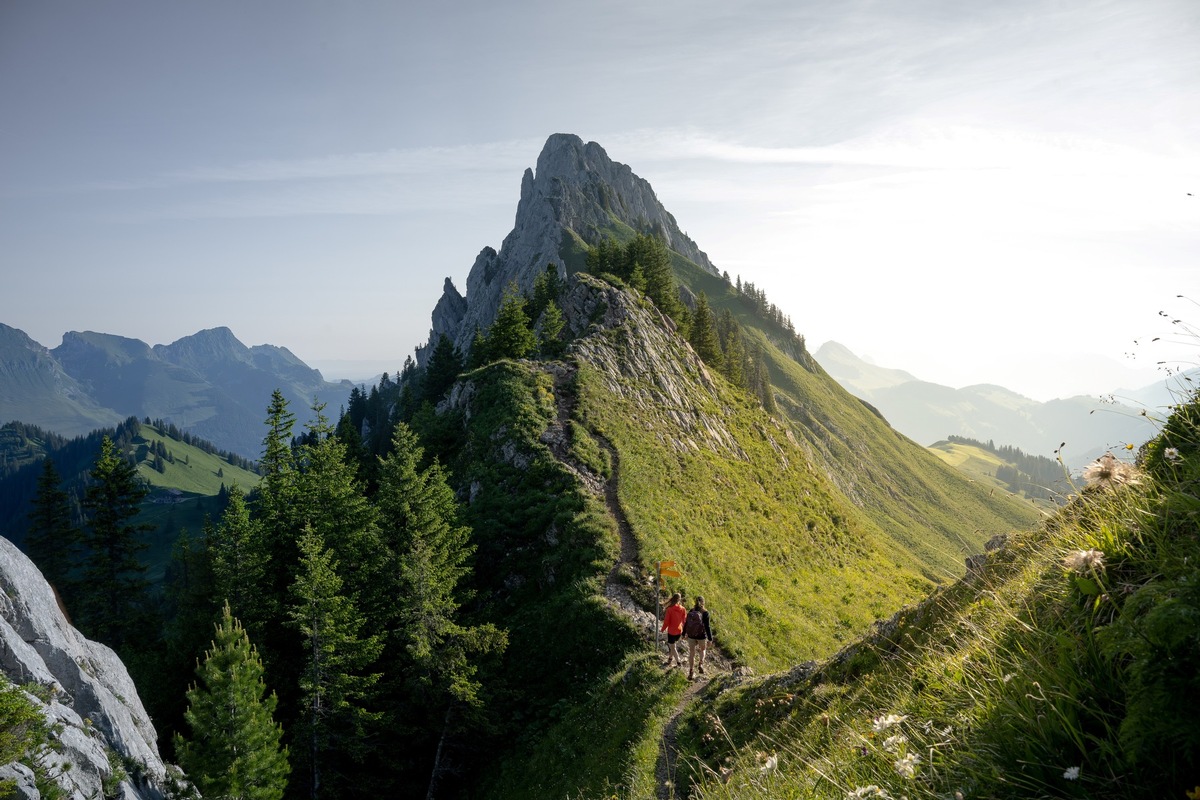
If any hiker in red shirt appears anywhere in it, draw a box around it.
[661,592,686,668]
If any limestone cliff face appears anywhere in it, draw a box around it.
[0,536,173,800]
[421,133,719,362]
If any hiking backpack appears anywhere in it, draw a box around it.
[684,609,706,638]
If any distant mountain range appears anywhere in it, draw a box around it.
[0,323,353,459]
[812,340,1189,469]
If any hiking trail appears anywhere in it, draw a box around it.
[544,362,733,800]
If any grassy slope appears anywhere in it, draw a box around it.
[669,255,1040,580]
[481,234,1042,799]
[128,424,260,582]
[473,233,1042,800]
[669,399,1200,799]
[928,439,1060,513]
[576,363,932,670]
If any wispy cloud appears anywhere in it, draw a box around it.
[166,138,541,184]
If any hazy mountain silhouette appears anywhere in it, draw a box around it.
[814,340,1164,468]
[0,324,351,458]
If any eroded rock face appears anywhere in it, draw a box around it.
[0,536,172,800]
[419,133,719,363]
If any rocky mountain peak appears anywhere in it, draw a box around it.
[153,326,252,372]
[419,134,718,363]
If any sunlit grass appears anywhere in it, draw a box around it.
[657,387,1200,799]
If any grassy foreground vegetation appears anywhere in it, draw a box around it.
[663,391,1200,799]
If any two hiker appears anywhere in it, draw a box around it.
[660,593,712,680]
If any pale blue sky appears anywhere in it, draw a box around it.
[2,0,1197,401]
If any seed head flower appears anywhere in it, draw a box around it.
[1063,549,1106,574]
[871,713,907,732]
[1082,453,1140,489]
[847,787,889,799]
[893,752,920,778]
[1063,765,1081,780]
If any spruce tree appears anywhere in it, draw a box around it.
[422,334,463,403]
[628,234,682,321]
[78,435,151,649]
[716,308,747,388]
[483,285,537,361]
[688,292,724,369]
[25,457,80,598]
[538,300,566,357]
[288,526,383,800]
[376,423,507,796]
[175,602,290,800]
[293,405,383,613]
[211,485,269,634]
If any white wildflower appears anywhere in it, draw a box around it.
[759,753,778,773]
[871,713,907,732]
[882,734,908,753]
[1063,549,1105,574]
[894,752,920,778]
[1083,453,1140,489]
[847,787,889,799]
[1063,765,1080,780]
[1165,447,1181,462]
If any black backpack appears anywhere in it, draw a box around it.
[684,609,706,638]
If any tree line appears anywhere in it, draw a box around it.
[946,435,1070,502]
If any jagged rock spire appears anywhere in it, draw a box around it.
[419,133,718,363]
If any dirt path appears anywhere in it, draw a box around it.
[544,362,732,800]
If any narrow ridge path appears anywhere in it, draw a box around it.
[543,362,731,800]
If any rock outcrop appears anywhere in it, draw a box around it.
[419,133,719,363]
[0,536,173,799]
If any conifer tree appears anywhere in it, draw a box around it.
[78,435,151,649]
[176,602,290,800]
[211,485,269,634]
[482,285,537,362]
[529,262,564,322]
[538,300,566,357]
[375,423,507,798]
[716,309,747,388]
[25,457,79,597]
[628,234,682,322]
[688,292,724,369]
[466,327,488,370]
[288,526,383,800]
[294,405,383,612]
[422,334,463,403]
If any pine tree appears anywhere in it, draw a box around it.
[716,309,747,388]
[25,457,80,598]
[422,334,463,404]
[78,435,151,649]
[688,292,724,369]
[376,423,507,797]
[538,300,566,357]
[211,485,269,634]
[293,405,383,612]
[529,262,564,322]
[483,285,537,362]
[628,234,682,322]
[466,327,488,370]
[176,602,290,800]
[289,526,383,800]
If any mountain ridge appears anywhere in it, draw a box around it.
[0,324,352,458]
[814,339,1162,468]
